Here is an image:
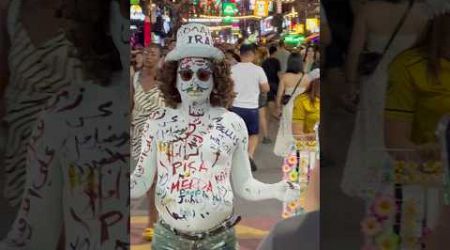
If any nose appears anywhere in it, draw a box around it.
[192,82,198,91]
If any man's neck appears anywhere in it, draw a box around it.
[143,66,157,77]
[180,100,210,118]
[240,58,253,63]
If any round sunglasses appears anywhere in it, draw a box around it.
[178,69,212,82]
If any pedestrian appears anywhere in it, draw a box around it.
[273,53,310,157]
[262,45,282,119]
[341,0,429,198]
[224,49,240,66]
[292,73,320,141]
[130,23,299,250]
[230,44,270,171]
[273,39,291,74]
[131,43,166,242]
[279,70,320,219]
[373,11,450,249]
[130,44,144,84]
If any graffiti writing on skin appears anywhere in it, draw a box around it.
[137,108,239,229]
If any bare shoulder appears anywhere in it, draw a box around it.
[217,109,247,133]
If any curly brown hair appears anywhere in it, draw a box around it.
[159,59,236,108]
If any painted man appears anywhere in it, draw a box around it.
[130,23,299,249]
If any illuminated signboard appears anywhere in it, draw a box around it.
[284,34,305,46]
[306,18,319,33]
[254,0,268,17]
[130,0,139,4]
[131,5,145,21]
[294,23,304,34]
[260,16,274,35]
[223,3,238,16]
[223,16,234,24]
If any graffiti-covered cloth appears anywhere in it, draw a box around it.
[131,73,166,161]
[1,80,130,249]
[3,0,82,206]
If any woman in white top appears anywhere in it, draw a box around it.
[274,53,311,157]
[341,0,429,198]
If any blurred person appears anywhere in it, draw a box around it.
[292,75,320,141]
[130,43,166,241]
[130,44,144,82]
[230,44,270,171]
[282,71,320,218]
[274,39,291,73]
[262,45,282,119]
[378,12,450,250]
[130,23,299,250]
[254,46,268,66]
[167,38,176,51]
[225,49,240,66]
[0,1,130,248]
[134,44,162,93]
[273,53,310,157]
[341,0,429,198]
[302,45,318,73]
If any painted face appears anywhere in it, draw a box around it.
[177,57,214,104]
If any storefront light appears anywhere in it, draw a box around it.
[131,5,145,21]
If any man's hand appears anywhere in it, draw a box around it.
[276,180,300,203]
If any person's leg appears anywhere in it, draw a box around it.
[230,107,259,171]
[148,184,158,226]
[259,106,271,143]
[248,135,259,159]
[267,101,278,120]
[247,108,260,158]
[143,183,158,241]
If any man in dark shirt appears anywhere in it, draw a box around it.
[261,46,281,118]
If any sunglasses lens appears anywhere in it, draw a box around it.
[179,70,193,81]
[197,69,211,81]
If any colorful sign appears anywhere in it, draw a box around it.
[306,18,320,33]
[131,4,145,20]
[260,16,274,35]
[223,16,234,24]
[254,0,268,17]
[222,3,238,16]
[284,34,305,46]
[130,0,139,4]
[293,23,304,34]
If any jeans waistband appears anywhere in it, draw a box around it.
[158,215,241,241]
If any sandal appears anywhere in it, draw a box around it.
[142,227,154,241]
